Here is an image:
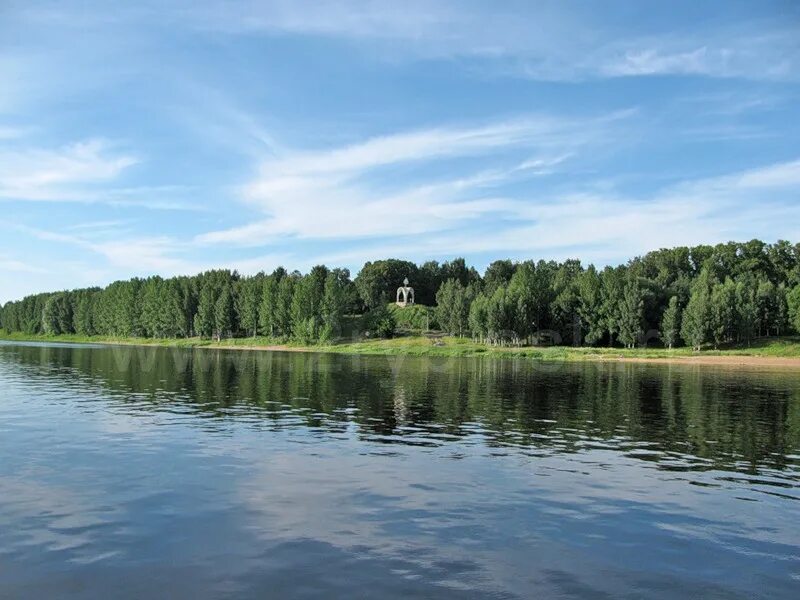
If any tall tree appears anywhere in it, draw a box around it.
[355,259,418,309]
[321,270,349,342]
[576,266,603,345]
[235,275,262,338]
[618,278,644,348]
[483,260,517,295]
[435,278,469,336]
[787,284,800,334]
[681,268,714,351]
[214,285,234,341]
[468,292,489,342]
[709,278,737,348]
[194,284,216,339]
[43,293,72,335]
[661,296,681,349]
[258,273,280,337]
[599,266,625,346]
[550,259,583,345]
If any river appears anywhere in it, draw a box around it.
[0,341,798,598]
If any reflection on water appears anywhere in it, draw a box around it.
[0,342,798,599]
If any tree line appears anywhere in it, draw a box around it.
[3,240,800,349]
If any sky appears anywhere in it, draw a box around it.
[1,0,799,303]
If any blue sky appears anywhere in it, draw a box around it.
[1,0,799,303]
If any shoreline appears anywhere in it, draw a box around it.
[3,333,800,369]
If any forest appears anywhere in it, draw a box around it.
[3,240,800,351]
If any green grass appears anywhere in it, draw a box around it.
[320,335,800,360]
[3,328,800,361]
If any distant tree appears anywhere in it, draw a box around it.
[193,287,211,338]
[681,268,714,351]
[788,284,800,334]
[3,238,800,353]
[660,296,681,349]
[507,260,555,343]
[709,278,737,348]
[235,275,262,338]
[72,289,98,336]
[291,266,328,343]
[96,279,142,337]
[440,257,480,288]
[364,304,396,338]
[576,266,603,345]
[320,270,349,342]
[485,286,515,345]
[177,277,197,337]
[483,260,517,295]
[275,273,296,337]
[618,278,644,348]
[43,293,72,335]
[258,272,280,337]
[355,259,418,309]
[599,266,626,346]
[158,279,186,338]
[468,292,489,342]
[214,286,234,341]
[435,278,469,336]
[140,277,163,337]
[550,259,583,345]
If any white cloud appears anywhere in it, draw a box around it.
[596,29,799,81]
[0,125,31,140]
[601,47,714,77]
[16,224,294,285]
[197,113,624,245]
[292,158,800,268]
[0,138,138,201]
[0,255,46,274]
[13,158,800,294]
[177,1,800,82]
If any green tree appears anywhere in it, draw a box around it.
[734,276,758,344]
[435,278,469,336]
[709,278,737,348]
[157,279,186,338]
[320,270,349,342]
[483,260,516,295]
[275,273,296,337]
[364,304,396,338]
[599,266,625,346]
[140,277,164,337]
[235,275,262,338]
[618,278,644,348]
[661,296,681,349]
[576,266,603,345]
[291,266,328,342]
[258,272,280,337]
[468,292,489,342]
[550,259,583,345]
[194,284,216,339]
[788,284,800,334]
[681,268,714,351]
[485,285,515,345]
[43,293,72,335]
[355,259,418,309]
[214,285,234,341]
[72,289,98,336]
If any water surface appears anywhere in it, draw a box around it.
[1,342,798,598]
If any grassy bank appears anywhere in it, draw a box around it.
[3,329,800,363]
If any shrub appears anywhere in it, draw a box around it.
[387,303,436,331]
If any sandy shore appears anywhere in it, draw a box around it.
[586,354,800,368]
[204,342,800,368]
[5,336,800,369]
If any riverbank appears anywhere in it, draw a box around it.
[3,330,800,367]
